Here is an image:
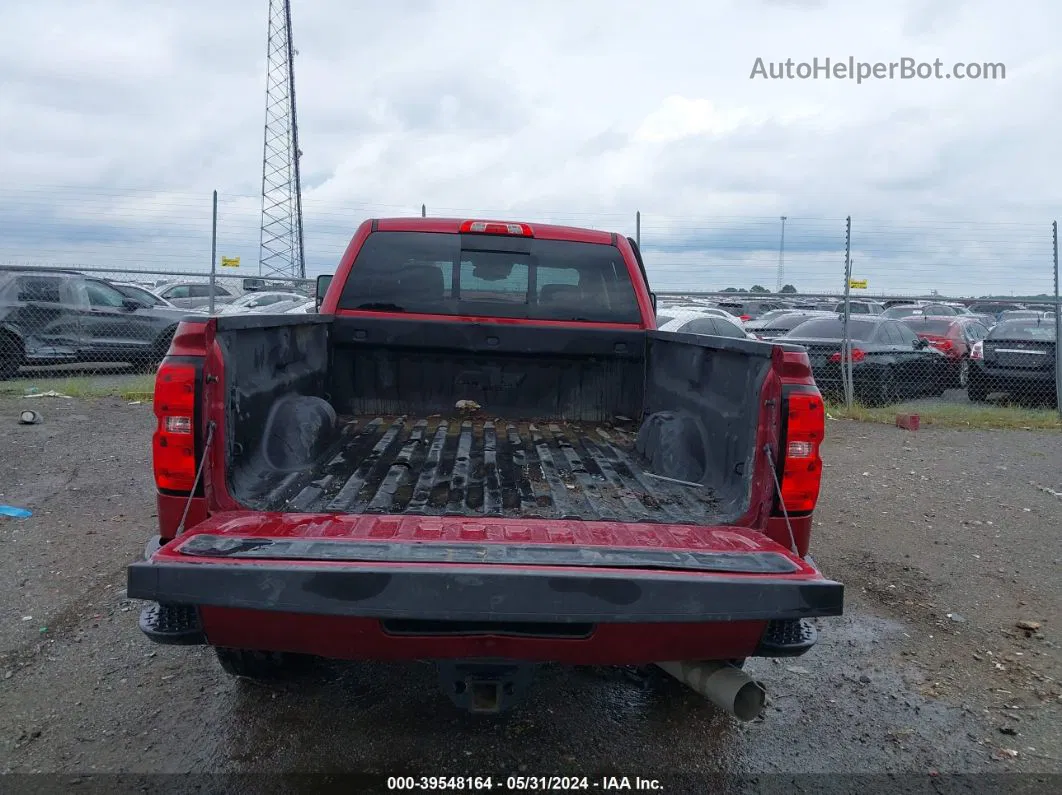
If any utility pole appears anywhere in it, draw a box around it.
[776,215,787,292]
[258,0,305,280]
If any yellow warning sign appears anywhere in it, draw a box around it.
[221,256,240,268]
[848,279,867,289]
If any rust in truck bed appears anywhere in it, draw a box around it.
[261,415,722,524]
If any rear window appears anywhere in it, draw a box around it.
[903,318,956,335]
[882,306,924,318]
[784,317,876,341]
[338,231,642,323]
[762,313,819,330]
[989,321,1056,340]
[7,275,63,303]
[676,317,744,338]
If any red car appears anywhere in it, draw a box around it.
[901,315,991,388]
[127,218,842,718]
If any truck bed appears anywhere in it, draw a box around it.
[261,413,723,524]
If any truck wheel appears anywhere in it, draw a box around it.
[214,647,313,680]
[0,332,24,381]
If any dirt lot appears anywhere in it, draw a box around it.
[0,396,1059,790]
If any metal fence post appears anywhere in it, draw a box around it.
[842,216,854,408]
[208,190,218,315]
[1054,220,1060,419]
[421,204,426,218]
[636,211,641,249]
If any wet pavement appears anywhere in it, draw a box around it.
[1,398,1060,792]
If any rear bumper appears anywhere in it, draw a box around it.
[128,530,843,663]
[127,536,844,625]
[129,559,842,624]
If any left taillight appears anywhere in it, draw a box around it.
[153,362,198,492]
[779,392,825,513]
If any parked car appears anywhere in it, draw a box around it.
[127,217,843,717]
[882,303,964,319]
[832,300,885,315]
[156,281,237,310]
[657,305,745,326]
[968,318,1057,406]
[997,310,1054,323]
[217,291,306,315]
[282,299,317,314]
[712,299,791,321]
[966,302,1025,317]
[744,311,834,341]
[781,315,948,406]
[243,297,310,314]
[656,310,750,339]
[900,316,990,388]
[0,267,196,379]
[110,282,188,311]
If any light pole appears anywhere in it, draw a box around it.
[776,216,787,292]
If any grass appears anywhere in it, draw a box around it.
[826,399,1062,431]
[0,374,155,402]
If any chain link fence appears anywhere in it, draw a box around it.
[0,265,315,385]
[0,188,1058,421]
[656,290,1059,415]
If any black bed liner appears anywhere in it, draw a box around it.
[261,414,724,524]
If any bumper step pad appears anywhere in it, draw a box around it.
[755,618,817,657]
[138,603,206,645]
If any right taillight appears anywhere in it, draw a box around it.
[780,392,824,513]
[829,348,866,363]
[153,363,197,492]
[970,341,984,360]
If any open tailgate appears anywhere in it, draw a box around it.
[127,513,844,623]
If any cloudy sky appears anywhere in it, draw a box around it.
[1,0,1060,296]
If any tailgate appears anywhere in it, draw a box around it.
[127,513,844,623]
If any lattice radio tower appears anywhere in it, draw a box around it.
[258,0,305,279]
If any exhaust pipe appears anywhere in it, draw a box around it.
[655,661,766,721]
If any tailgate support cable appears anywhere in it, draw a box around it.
[764,443,798,555]
[176,421,216,536]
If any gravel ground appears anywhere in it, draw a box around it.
[0,396,1059,791]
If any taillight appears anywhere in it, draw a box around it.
[780,393,825,513]
[970,341,984,360]
[925,336,953,352]
[740,315,751,322]
[153,363,197,492]
[459,220,533,236]
[828,348,866,363]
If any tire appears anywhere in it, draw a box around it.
[0,332,24,381]
[139,326,177,373]
[967,379,988,403]
[957,358,971,389]
[214,647,313,680]
[863,370,895,408]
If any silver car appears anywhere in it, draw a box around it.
[156,281,238,309]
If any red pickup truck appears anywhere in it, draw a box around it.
[127,217,842,718]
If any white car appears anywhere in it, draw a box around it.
[282,299,317,314]
[217,291,306,315]
[655,309,751,339]
[658,305,745,326]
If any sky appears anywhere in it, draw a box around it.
[1,0,1060,297]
